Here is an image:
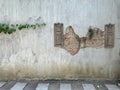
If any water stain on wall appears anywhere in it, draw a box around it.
[0,63,119,80]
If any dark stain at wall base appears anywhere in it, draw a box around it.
[0,64,119,80]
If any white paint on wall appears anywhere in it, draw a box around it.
[0,0,119,79]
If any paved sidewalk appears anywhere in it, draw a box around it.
[0,80,119,90]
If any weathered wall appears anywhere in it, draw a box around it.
[0,0,120,80]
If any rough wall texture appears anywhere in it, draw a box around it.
[0,0,120,80]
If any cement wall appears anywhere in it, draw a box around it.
[0,0,120,80]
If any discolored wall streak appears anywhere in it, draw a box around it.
[0,0,120,80]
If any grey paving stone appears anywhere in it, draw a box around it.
[0,81,16,90]
[0,80,119,90]
[94,83,108,90]
[11,82,27,90]
[48,82,60,90]
[0,82,6,88]
[23,80,38,90]
[105,84,120,90]
[60,83,71,90]
[36,83,49,90]
[82,84,96,90]
[71,81,84,90]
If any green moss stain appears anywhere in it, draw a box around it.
[0,23,46,34]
